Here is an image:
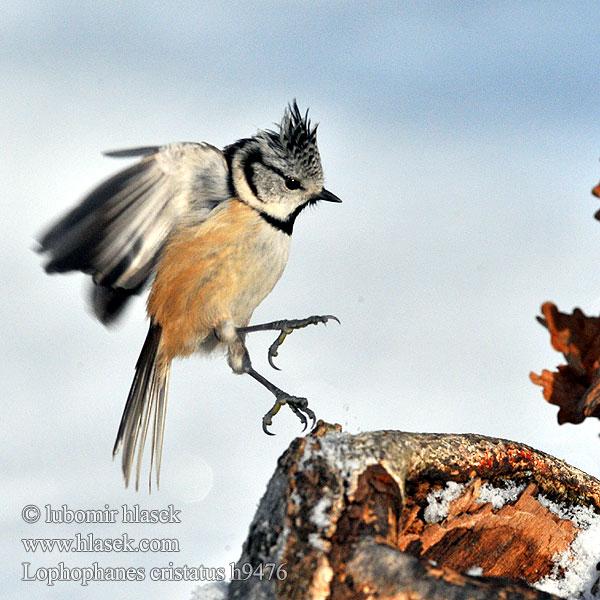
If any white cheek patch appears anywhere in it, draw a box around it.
[260,198,300,220]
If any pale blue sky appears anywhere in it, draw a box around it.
[3,3,600,599]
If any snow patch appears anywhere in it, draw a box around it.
[190,580,229,600]
[308,532,327,551]
[310,496,333,528]
[423,481,466,524]
[475,480,527,509]
[301,431,379,482]
[533,498,600,600]
[537,495,599,530]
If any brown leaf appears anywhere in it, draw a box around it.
[531,302,600,424]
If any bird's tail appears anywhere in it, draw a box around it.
[113,322,171,491]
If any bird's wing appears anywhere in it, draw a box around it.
[38,142,230,323]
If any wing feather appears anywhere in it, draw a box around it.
[38,142,230,323]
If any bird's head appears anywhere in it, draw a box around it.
[225,101,341,232]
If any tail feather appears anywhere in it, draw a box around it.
[113,322,170,491]
[150,366,170,489]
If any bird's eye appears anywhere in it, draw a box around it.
[284,177,301,190]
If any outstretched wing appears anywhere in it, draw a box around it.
[38,142,230,323]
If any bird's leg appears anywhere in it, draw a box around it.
[217,320,317,435]
[237,314,340,370]
[246,367,316,436]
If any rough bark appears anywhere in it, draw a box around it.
[228,423,600,600]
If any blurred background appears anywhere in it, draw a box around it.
[3,2,600,598]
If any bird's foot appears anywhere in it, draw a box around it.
[238,314,339,370]
[262,392,316,436]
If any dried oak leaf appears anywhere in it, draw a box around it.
[593,178,600,218]
[530,302,600,424]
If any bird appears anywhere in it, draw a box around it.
[38,101,341,490]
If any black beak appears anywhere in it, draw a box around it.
[312,187,342,203]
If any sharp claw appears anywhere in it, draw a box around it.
[259,315,340,370]
[304,408,316,431]
[268,350,282,371]
[262,410,277,435]
[262,393,315,435]
[286,396,314,433]
[262,421,276,436]
[262,396,287,435]
[267,331,288,370]
[317,314,340,326]
[296,410,308,430]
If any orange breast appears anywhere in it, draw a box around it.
[147,200,287,360]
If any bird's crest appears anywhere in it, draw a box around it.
[263,101,322,177]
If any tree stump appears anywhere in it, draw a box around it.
[227,423,600,600]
